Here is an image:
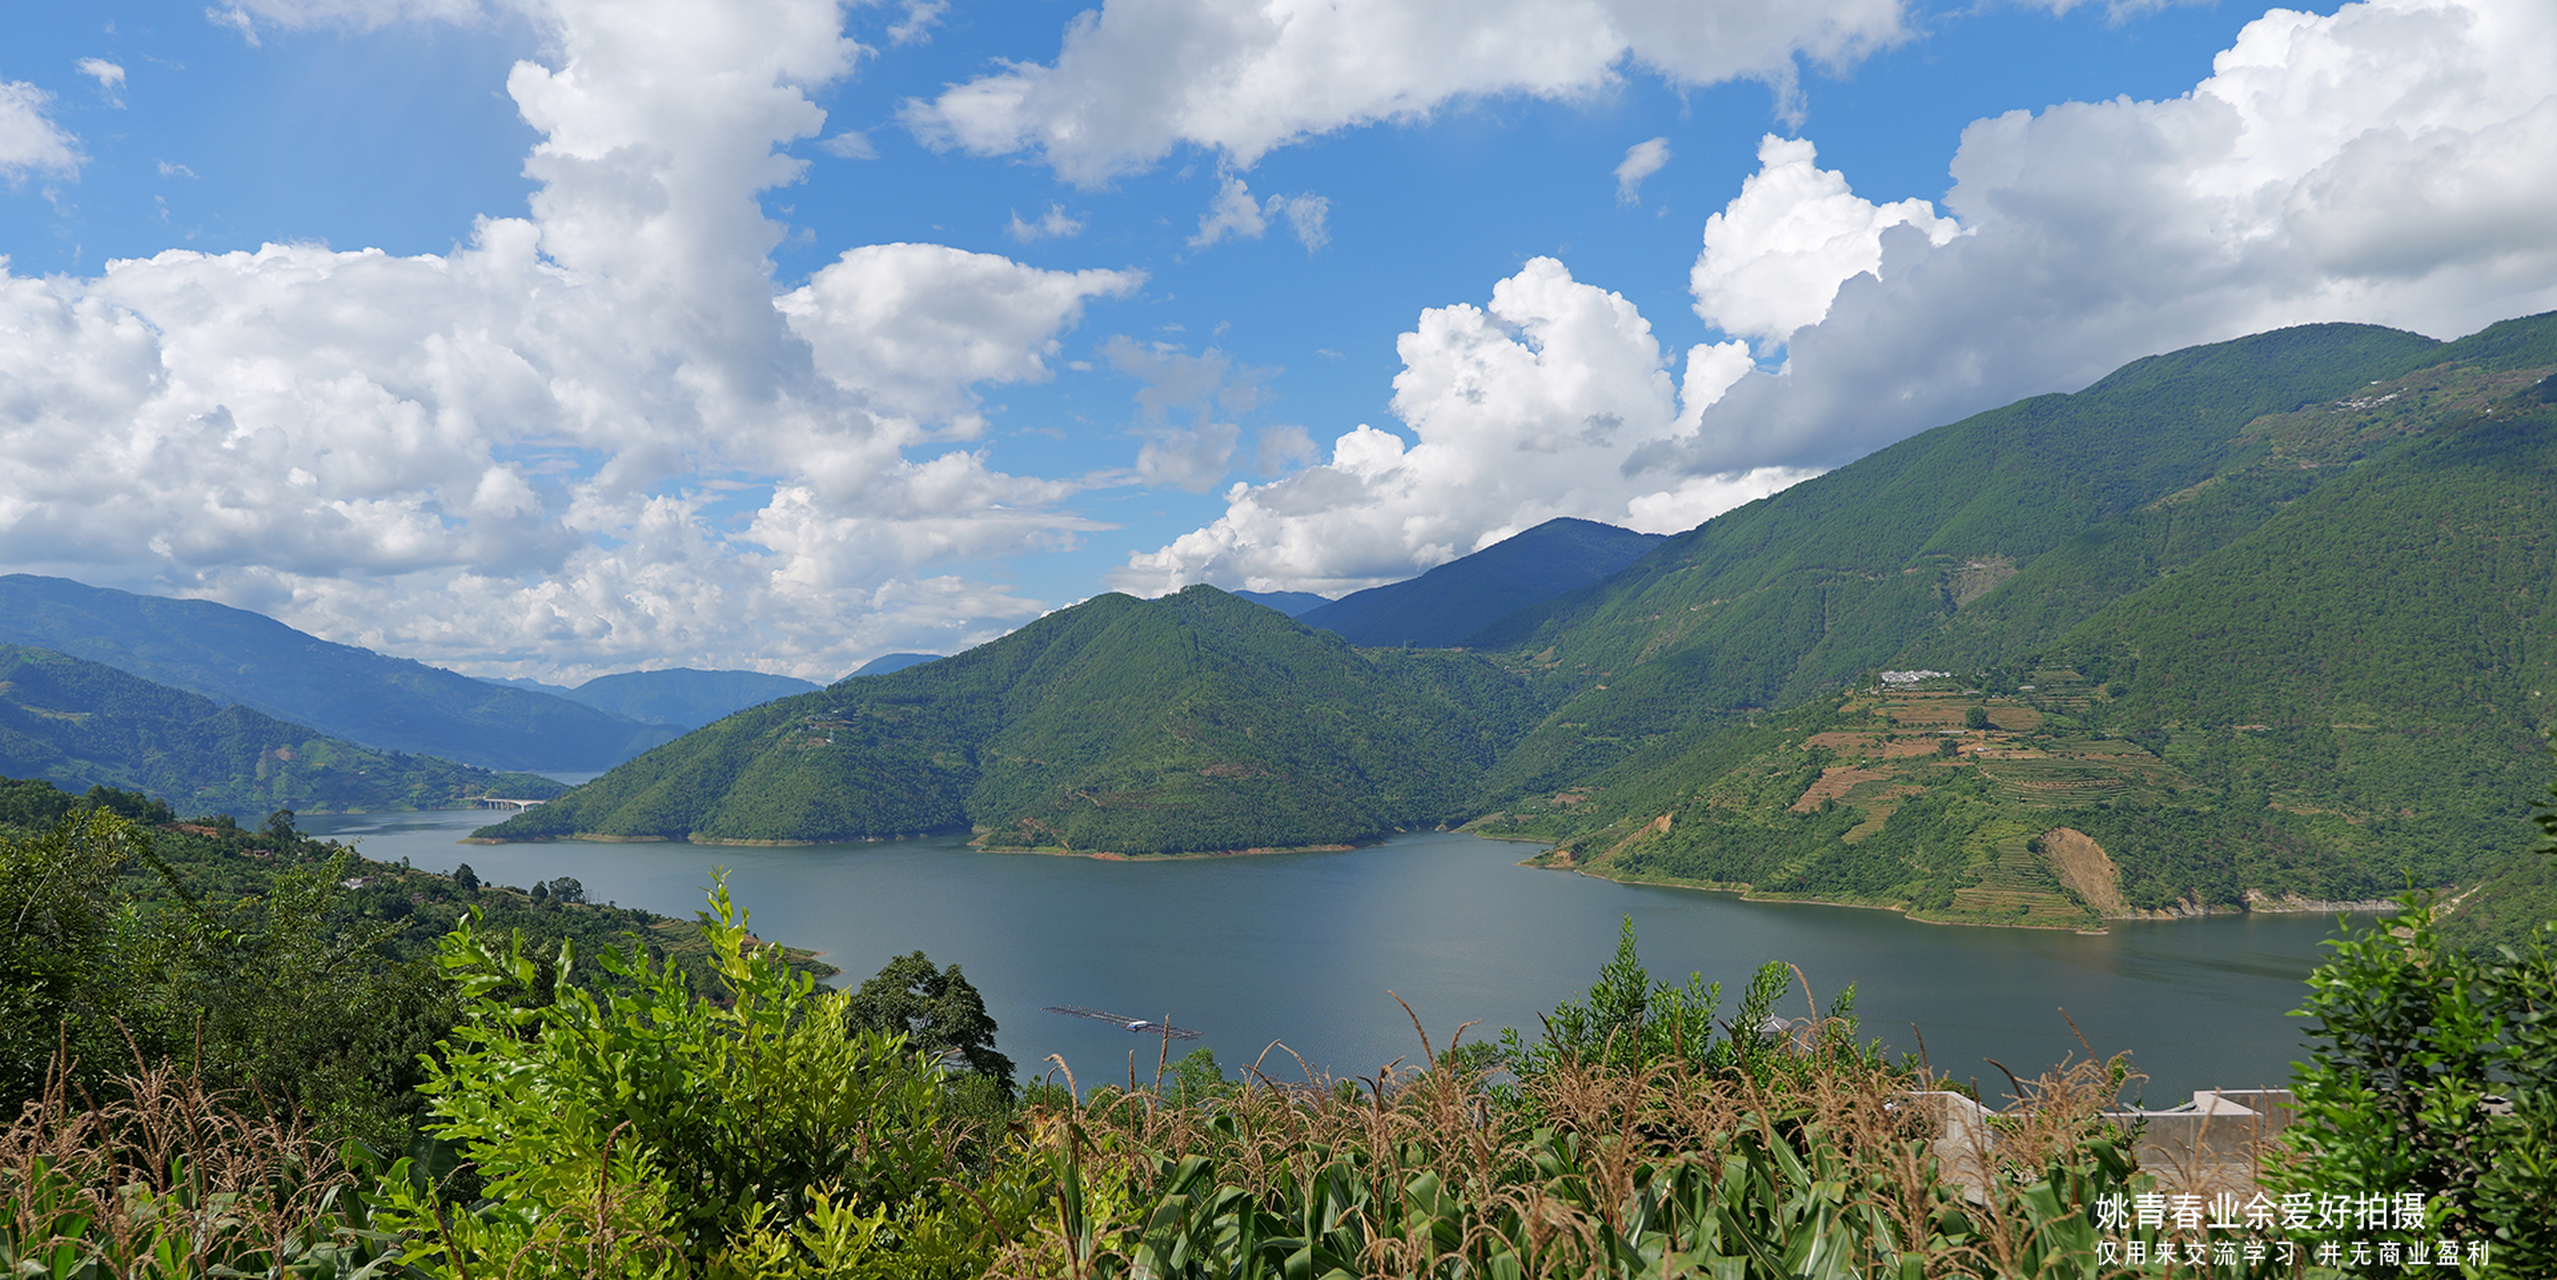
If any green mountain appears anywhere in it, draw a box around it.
[845,652,943,678]
[0,645,566,818]
[555,668,821,730]
[1470,319,2529,798]
[1296,517,1667,648]
[0,576,681,771]
[1477,314,2557,934]
[1231,590,1331,618]
[475,586,1537,852]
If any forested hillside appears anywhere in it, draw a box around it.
[1469,321,2467,800]
[477,586,1540,852]
[1294,517,1666,648]
[1490,314,2557,938]
[0,646,565,817]
[0,575,681,770]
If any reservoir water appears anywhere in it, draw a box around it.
[304,810,2357,1104]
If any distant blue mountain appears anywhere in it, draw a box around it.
[483,675,577,697]
[1295,518,1667,649]
[565,668,822,729]
[0,575,681,771]
[1,644,566,818]
[1231,590,1332,618]
[847,652,942,678]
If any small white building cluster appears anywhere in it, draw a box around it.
[1878,670,1952,686]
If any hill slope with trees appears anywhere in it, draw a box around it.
[1485,314,2557,936]
[0,646,565,817]
[476,586,1539,852]
[0,576,681,770]
[1296,517,1666,648]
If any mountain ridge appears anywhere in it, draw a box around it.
[1295,517,1666,649]
[0,644,566,817]
[0,575,681,771]
[1478,314,2557,937]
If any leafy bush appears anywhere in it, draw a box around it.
[2274,894,2557,1272]
[1497,916,1881,1086]
[364,875,1034,1277]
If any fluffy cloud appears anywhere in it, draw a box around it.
[0,0,1142,681]
[1690,135,1958,350]
[778,243,1140,427]
[0,80,80,177]
[1649,0,2557,475]
[1117,258,1807,595]
[1614,136,1669,205]
[903,0,1908,185]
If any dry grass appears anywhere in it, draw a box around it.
[0,1038,357,1275]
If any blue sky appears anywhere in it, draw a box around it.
[4,0,2552,682]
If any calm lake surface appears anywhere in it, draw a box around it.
[303,810,2356,1103]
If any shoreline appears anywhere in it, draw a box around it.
[970,838,1368,861]
[459,829,1399,858]
[1541,862,2400,932]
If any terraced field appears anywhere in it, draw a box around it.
[1525,668,2284,928]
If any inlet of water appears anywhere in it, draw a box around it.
[307,811,2349,1102]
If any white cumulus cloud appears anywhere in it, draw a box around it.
[0,81,81,177]
[778,242,1141,428]
[1643,0,2557,477]
[1690,134,1959,351]
[0,0,1146,682]
[1117,258,1808,596]
[903,0,1909,185]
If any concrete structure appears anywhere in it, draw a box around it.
[1909,1088,2297,1198]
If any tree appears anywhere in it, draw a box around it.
[1965,705,1990,730]
[2276,897,2556,1270]
[0,811,143,1108]
[544,876,585,904]
[845,951,1015,1095]
[262,808,298,847]
[453,863,480,893]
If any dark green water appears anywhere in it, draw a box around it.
[306,811,2354,1103]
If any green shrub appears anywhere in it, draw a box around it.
[365,875,1035,1278]
[2274,895,2557,1272]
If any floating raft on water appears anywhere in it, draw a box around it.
[1045,1005,1201,1040]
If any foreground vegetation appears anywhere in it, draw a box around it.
[5,773,2553,1276]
